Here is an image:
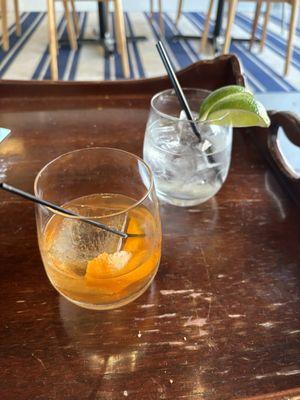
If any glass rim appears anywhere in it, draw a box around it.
[151,87,211,123]
[34,147,154,219]
[150,87,230,126]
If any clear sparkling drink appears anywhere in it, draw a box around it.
[144,119,232,206]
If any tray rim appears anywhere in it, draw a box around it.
[0,54,244,97]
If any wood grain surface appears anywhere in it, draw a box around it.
[0,57,299,400]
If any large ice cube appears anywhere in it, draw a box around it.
[48,204,128,275]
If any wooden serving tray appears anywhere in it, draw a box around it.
[0,55,299,400]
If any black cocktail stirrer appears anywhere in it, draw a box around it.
[156,41,221,179]
[0,182,142,239]
[156,41,202,141]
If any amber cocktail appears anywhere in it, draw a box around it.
[35,148,161,310]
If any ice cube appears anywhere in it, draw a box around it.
[178,109,198,121]
[179,110,188,120]
[87,250,131,272]
[176,110,200,147]
[49,207,128,275]
[198,139,212,153]
[106,251,131,270]
[170,153,197,180]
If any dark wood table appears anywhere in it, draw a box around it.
[1,56,300,400]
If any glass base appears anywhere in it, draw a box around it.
[157,190,216,207]
[56,273,157,311]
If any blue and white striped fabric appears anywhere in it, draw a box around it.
[0,11,299,92]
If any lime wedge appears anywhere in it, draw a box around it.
[204,92,270,128]
[199,85,251,121]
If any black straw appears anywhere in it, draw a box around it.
[0,182,140,239]
[156,41,202,141]
[156,40,224,185]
